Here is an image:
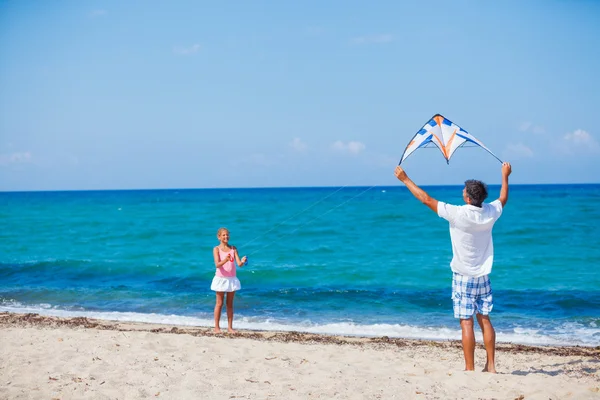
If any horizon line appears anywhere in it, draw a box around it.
[1,182,599,194]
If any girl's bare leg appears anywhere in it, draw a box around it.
[226,291,236,333]
[214,292,225,333]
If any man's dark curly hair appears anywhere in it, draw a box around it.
[464,179,488,207]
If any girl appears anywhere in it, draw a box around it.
[211,227,247,333]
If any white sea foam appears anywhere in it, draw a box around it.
[2,302,598,346]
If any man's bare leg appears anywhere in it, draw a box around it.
[226,291,236,333]
[460,317,476,371]
[214,292,225,333]
[476,313,496,373]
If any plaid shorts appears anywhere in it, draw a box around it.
[451,272,493,319]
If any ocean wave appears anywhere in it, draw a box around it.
[1,302,598,347]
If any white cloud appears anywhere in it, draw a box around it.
[173,44,201,55]
[352,34,393,45]
[519,122,531,131]
[290,137,307,152]
[90,9,107,17]
[519,121,545,134]
[563,129,599,152]
[0,151,32,166]
[504,143,534,159]
[332,141,366,155]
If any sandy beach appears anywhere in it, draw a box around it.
[0,313,598,399]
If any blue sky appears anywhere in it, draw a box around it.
[1,0,599,191]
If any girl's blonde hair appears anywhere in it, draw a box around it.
[216,227,229,237]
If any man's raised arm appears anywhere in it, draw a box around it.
[394,166,438,213]
[498,162,512,207]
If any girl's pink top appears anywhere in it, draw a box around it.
[216,247,236,278]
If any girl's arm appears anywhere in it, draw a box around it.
[233,246,247,267]
[213,247,229,268]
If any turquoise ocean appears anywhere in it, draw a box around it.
[1,185,599,346]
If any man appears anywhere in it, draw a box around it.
[394,162,512,373]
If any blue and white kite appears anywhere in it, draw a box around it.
[399,114,502,164]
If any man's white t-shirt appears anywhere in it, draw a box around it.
[437,200,503,277]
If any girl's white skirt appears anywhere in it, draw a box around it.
[211,276,241,292]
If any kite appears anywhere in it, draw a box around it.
[399,114,502,164]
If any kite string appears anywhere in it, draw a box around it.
[238,185,351,250]
[244,185,378,259]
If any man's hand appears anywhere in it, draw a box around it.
[395,165,438,213]
[395,166,408,183]
[501,162,512,178]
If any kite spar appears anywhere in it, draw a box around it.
[399,114,502,165]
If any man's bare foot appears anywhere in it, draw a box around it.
[228,328,237,334]
[214,328,221,333]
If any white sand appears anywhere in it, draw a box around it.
[0,313,598,399]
